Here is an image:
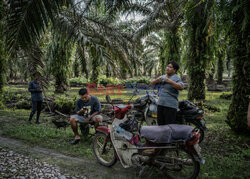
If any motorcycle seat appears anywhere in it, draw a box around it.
[140,124,194,144]
[177,108,203,115]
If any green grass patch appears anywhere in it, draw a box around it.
[0,109,94,158]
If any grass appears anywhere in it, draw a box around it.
[0,85,249,178]
[0,109,94,158]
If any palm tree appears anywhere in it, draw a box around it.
[0,0,6,103]
[6,0,73,53]
[76,45,89,79]
[184,0,212,101]
[118,0,186,76]
[2,0,74,94]
[226,0,250,134]
[4,0,135,90]
[54,1,136,82]
[142,33,163,77]
[48,33,73,93]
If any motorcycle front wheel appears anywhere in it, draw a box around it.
[92,132,117,167]
[161,148,200,179]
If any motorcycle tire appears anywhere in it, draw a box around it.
[92,132,117,167]
[198,128,204,144]
[163,148,200,179]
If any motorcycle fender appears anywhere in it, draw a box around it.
[198,118,207,131]
[96,126,110,136]
[193,118,207,131]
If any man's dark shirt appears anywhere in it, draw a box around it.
[75,96,101,116]
[28,80,43,101]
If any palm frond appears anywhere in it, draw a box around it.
[6,0,73,53]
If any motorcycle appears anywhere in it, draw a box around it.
[130,87,207,143]
[92,95,205,179]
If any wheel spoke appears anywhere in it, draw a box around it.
[162,149,200,179]
[92,133,117,167]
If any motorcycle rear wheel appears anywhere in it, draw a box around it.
[161,149,200,179]
[92,132,117,167]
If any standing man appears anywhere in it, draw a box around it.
[150,61,184,125]
[70,88,103,145]
[28,72,43,124]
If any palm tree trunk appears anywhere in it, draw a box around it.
[0,1,5,102]
[159,46,165,75]
[0,40,4,101]
[226,0,250,134]
[73,58,80,77]
[165,29,180,64]
[90,47,99,84]
[106,66,111,77]
[120,62,127,79]
[51,37,71,93]
[217,54,223,84]
[78,46,89,79]
[226,56,231,78]
[186,0,210,101]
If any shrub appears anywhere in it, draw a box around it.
[136,77,151,84]
[220,93,232,100]
[121,77,152,85]
[98,75,121,86]
[69,77,89,86]
[54,97,75,114]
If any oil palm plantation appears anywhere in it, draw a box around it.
[3,0,135,91]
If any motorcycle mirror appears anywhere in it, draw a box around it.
[106,95,112,104]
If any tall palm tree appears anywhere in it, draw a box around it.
[184,0,212,101]
[76,45,89,79]
[3,0,74,93]
[0,0,6,103]
[119,0,186,76]
[48,33,73,93]
[226,0,250,134]
[142,33,163,77]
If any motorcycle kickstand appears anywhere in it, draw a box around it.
[137,165,146,179]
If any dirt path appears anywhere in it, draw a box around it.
[0,134,138,179]
[0,114,139,179]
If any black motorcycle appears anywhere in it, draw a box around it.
[132,92,207,143]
